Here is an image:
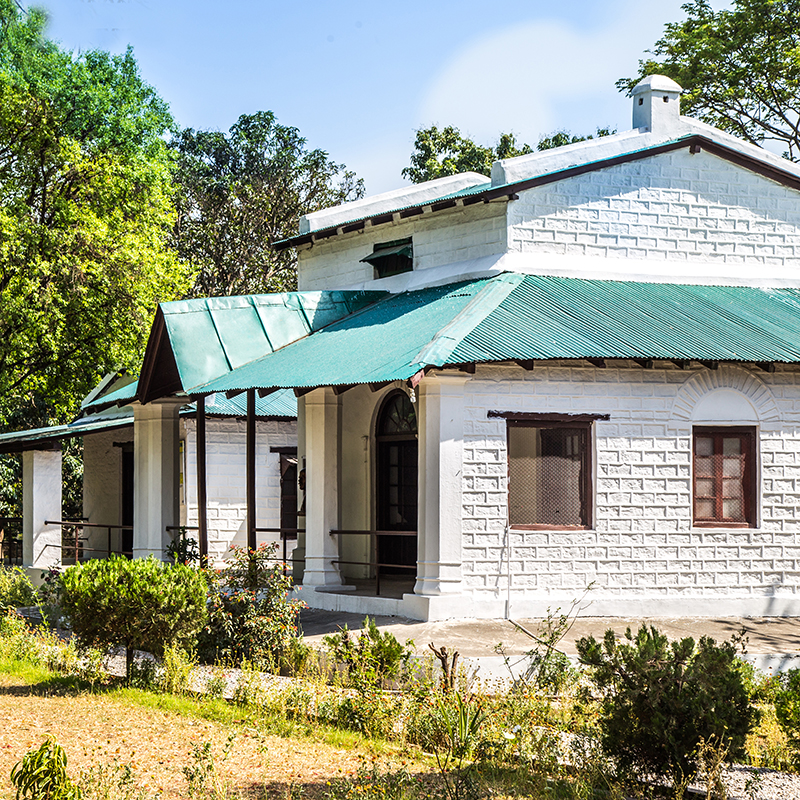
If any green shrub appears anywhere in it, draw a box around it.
[324,616,414,689]
[11,738,82,800]
[0,565,37,613]
[576,624,757,789]
[60,555,207,680]
[773,667,800,763]
[197,543,304,668]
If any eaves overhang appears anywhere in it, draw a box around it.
[274,133,800,252]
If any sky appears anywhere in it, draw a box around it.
[36,0,730,196]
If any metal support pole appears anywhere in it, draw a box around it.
[196,395,209,564]
[246,389,256,552]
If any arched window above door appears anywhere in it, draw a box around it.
[377,391,417,437]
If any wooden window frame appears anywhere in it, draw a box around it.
[506,418,593,531]
[692,426,757,529]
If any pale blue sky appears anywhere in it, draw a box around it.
[37,0,728,195]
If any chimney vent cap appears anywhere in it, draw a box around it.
[632,74,683,96]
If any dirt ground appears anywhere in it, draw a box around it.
[0,672,411,798]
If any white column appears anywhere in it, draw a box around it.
[133,399,183,558]
[302,387,343,588]
[22,449,62,570]
[413,373,468,597]
[293,397,307,584]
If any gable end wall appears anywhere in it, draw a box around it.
[508,150,800,269]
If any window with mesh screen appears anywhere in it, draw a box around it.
[507,421,590,528]
[693,427,756,527]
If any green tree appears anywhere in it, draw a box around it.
[0,1,193,425]
[171,112,364,297]
[61,556,208,680]
[403,125,614,183]
[619,0,800,159]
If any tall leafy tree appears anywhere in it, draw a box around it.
[619,0,800,160]
[171,112,364,297]
[0,0,193,424]
[403,125,614,183]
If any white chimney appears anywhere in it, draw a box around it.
[632,75,683,134]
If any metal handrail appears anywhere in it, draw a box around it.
[44,519,133,563]
[330,529,417,596]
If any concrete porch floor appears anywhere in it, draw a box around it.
[298,610,800,676]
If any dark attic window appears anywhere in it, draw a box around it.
[360,237,413,279]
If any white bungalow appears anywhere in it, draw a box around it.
[9,75,800,622]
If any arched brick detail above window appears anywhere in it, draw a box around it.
[671,366,781,424]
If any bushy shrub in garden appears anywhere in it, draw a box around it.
[774,667,800,764]
[577,624,757,789]
[61,555,207,680]
[0,565,37,612]
[197,543,305,668]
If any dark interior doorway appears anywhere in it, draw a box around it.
[375,391,418,574]
[121,445,134,557]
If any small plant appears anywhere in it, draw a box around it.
[182,734,236,799]
[431,693,486,800]
[324,759,414,800]
[205,663,228,699]
[159,643,196,694]
[577,624,757,790]
[0,565,38,613]
[324,616,413,689]
[61,555,208,680]
[11,738,82,800]
[79,761,155,800]
[166,530,199,566]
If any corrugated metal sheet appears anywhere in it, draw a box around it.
[162,291,385,393]
[189,274,800,395]
[0,389,296,452]
[192,280,492,394]
[449,276,800,363]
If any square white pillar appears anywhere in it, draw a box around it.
[22,449,62,570]
[412,372,468,599]
[133,399,183,558]
[302,388,344,589]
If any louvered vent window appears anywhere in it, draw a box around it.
[507,421,591,529]
[360,238,413,279]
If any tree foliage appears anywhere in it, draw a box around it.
[403,125,614,183]
[619,0,800,160]
[0,0,193,426]
[61,555,208,680]
[171,112,364,297]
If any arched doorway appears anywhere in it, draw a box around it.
[375,390,418,576]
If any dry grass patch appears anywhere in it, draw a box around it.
[0,671,419,798]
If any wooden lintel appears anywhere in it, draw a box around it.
[671,359,690,370]
[699,360,719,370]
[333,384,357,396]
[514,359,535,371]
[756,361,777,373]
[586,358,606,368]
[369,381,392,392]
[633,358,654,369]
[225,389,245,399]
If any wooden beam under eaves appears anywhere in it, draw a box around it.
[293,386,316,398]
[633,358,654,369]
[586,358,606,368]
[699,360,719,370]
[756,362,777,373]
[671,359,690,370]
[369,381,392,392]
[333,384,357,396]
[257,387,278,398]
[226,389,245,399]
[514,359,534,371]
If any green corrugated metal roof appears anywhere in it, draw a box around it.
[161,291,385,394]
[0,389,296,453]
[190,274,800,395]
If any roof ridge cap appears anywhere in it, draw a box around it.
[414,273,525,366]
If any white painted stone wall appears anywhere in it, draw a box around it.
[297,202,507,291]
[458,362,800,617]
[182,417,297,563]
[508,150,800,270]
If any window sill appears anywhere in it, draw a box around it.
[692,521,754,529]
[510,524,590,531]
